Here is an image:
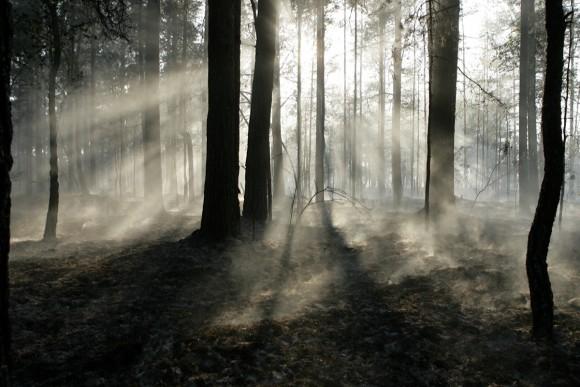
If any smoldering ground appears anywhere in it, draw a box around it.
[7,197,580,386]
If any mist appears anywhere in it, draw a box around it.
[1,0,579,385]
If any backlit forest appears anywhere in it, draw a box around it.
[0,0,579,385]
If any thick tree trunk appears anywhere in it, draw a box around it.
[315,0,325,202]
[525,0,565,339]
[44,1,61,241]
[426,0,460,216]
[243,0,278,222]
[143,0,163,210]
[199,0,241,240]
[392,0,403,205]
[0,0,13,382]
[271,21,283,200]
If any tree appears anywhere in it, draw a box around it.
[519,0,533,211]
[198,0,241,240]
[243,0,278,222]
[425,0,460,216]
[525,0,565,339]
[392,0,403,205]
[143,0,163,211]
[271,18,284,200]
[315,0,325,202]
[43,0,61,241]
[377,4,386,195]
[296,0,303,209]
[0,0,13,382]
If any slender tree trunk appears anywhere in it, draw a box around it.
[315,0,325,202]
[143,0,163,210]
[343,0,348,191]
[0,1,13,382]
[392,0,403,205]
[243,0,277,222]
[519,0,532,212]
[296,1,303,210]
[528,0,539,198]
[271,19,283,200]
[351,0,358,198]
[425,0,460,216]
[198,0,241,240]
[525,0,565,339]
[89,32,97,192]
[44,1,61,241]
[378,7,386,195]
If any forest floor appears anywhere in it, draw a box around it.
[7,194,580,386]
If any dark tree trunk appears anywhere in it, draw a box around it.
[0,0,13,382]
[44,0,61,241]
[426,0,460,216]
[392,0,403,205]
[143,0,163,210]
[199,0,241,240]
[243,0,278,222]
[315,0,325,202]
[525,0,565,339]
[271,22,284,200]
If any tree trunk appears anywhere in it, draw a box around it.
[525,0,565,339]
[296,1,303,210]
[519,0,532,212]
[199,0,241,240]
[243,0,278,222]
[143,0,163,211]
[315,0,325,202]
[89,31,97,191]
[271,19,283,200]
[425,0,460,216]
[351,0,357,198]
[392,0,403,205]
[378,6,386,196]
[44,0,61,241]
[0,0,13,382]
[528,0,539,198]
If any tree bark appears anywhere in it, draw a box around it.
[0,0,13,382]
[296,1,303,210]
[271,19,283,200]
[425,0,460,216]
[528,0,539,198]
[44,0,61,241]
[315,0,325,202]
[519,0,532,212]
[199,0,241,240]
[243,0,278,222]
[525,0,565,339]
[392,0,403,205]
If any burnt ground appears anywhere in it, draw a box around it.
[7,196,580,386]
